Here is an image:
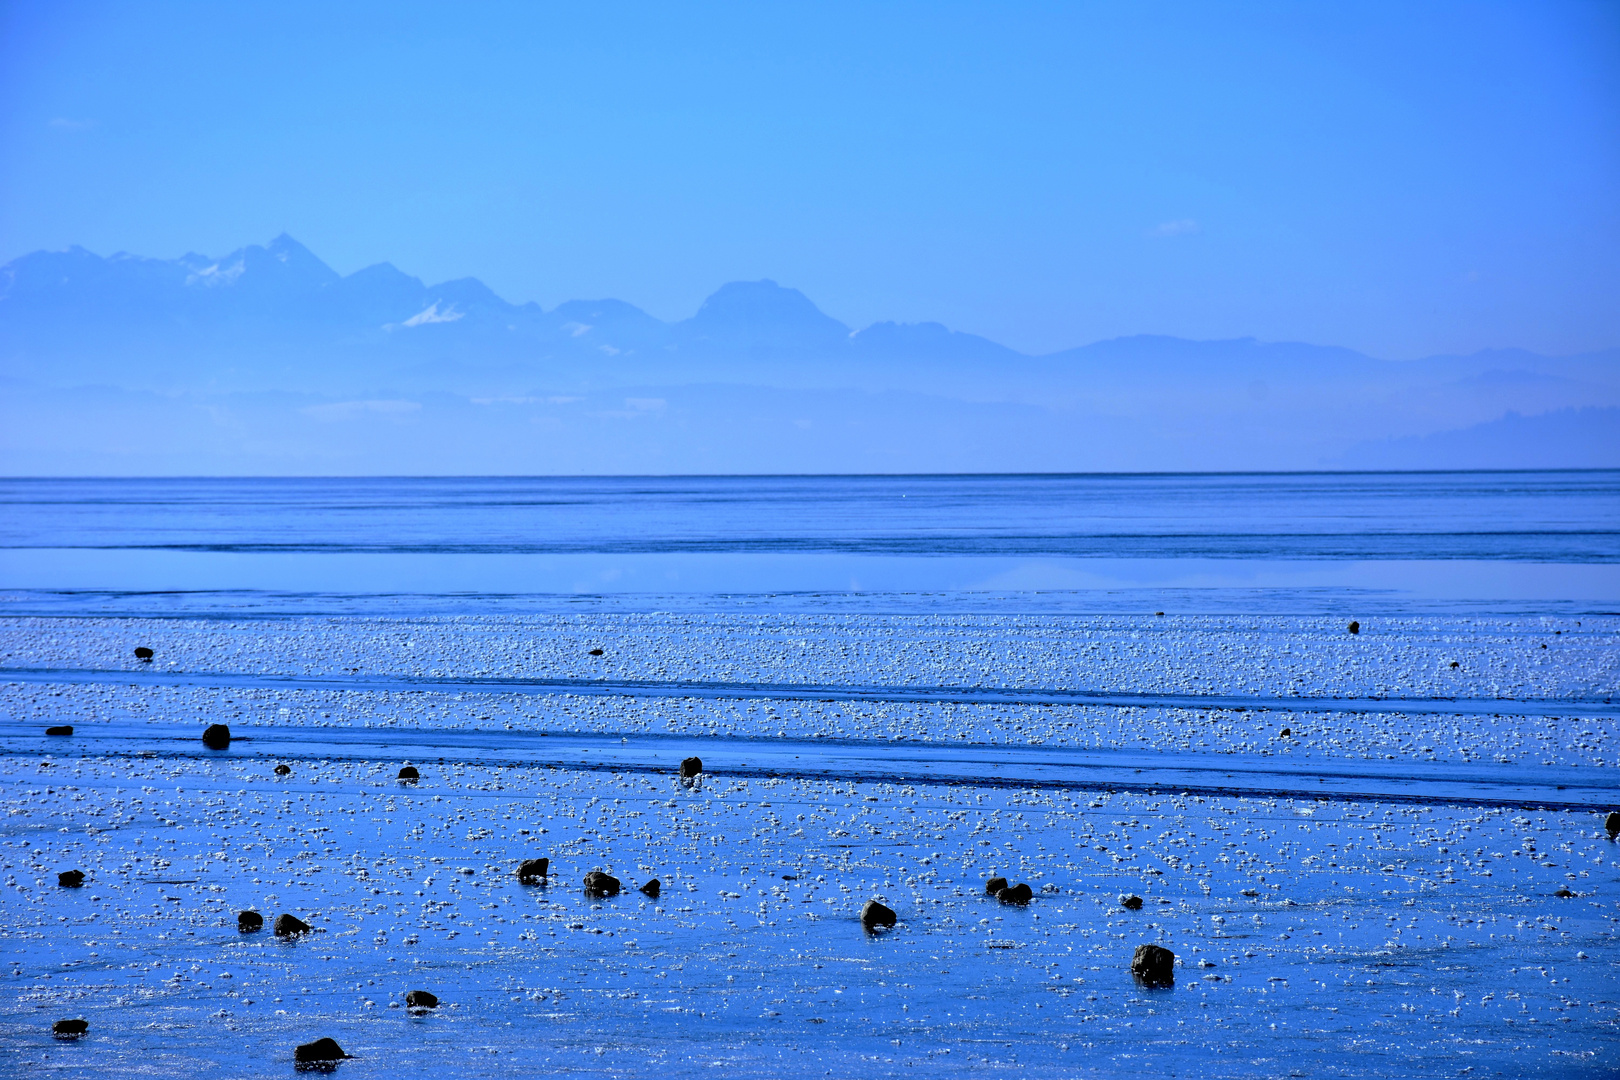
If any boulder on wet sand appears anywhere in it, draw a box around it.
[1347,620,1360,635]
[640,878,661,899]
[584,871,621,898]
[984,876,1008,896]
[861,899,897,931]
[405,989,439,1009]
[46,725,73,736]
[996,883,1033,905]
[58,870,85,888]
[134,646,154,661]
[274,913,312,936]
[680,756,703,779]
[238,910,264,932]
[1555,887,1575,898]
[588,648,605,656]
[53,1018,88,1037]
[397,765,419,781]
[294,1037,349,1063]
[518,857,550,881]
[202,724,231,749]
[1131,943,1176,986]
[1121,894,1144,910]
[1606,811,1620,836]
[274,764,291,776]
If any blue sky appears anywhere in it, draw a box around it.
[1,0,1616,358]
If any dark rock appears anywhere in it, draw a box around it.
[1555,887,1574,898]
[1121,894,1144,910]
[518,857,550,881]
[1347,620,1360,635]
[861,899,897,931]
[640,878,661,899]
[984,876,1008,896]
[294,1037,349,1063]
[238,910,264,932]
[1606,811,1620,836]
[274,913,312,936]
[1449,661,1460,669]
[680,756,703,779]
[134,646,154,661]
[996,883,1033,905]
[53,1018,88,1037]
[397,765,419,781]
[46,725,73,736]
[202,724,231,749]
[588,648,605,656]
[1279,727,1292,737]
[274,763,291,776]
[584,871,621,898]
[58,870,84,888]
[405,989,438,1009]
[1131,943,1176,986]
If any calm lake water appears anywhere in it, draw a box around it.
[1,471,1616,612]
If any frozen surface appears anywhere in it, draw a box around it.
[1,475,1617,1075]
[2,613,1618,1077]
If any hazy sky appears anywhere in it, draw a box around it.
[2,0,1616,358]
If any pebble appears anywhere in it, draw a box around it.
[1347,620,1361,635]
[405,989,439,1009]
[274,913,312,936]
[53,1018,88,1038]
[584,871,621,898]
[294,1037,349,1063]
[861,899,898,931]
[1606,811,1620,836]
[238,910,264,932]
[58,870,84,888]
[397,765,420,781]
[1121,894,1144,910]
[984,876,1008,896]
[996,883,1033,905]
[201,724,231,749]
[133,646,153,661]
[518,857,550,881]
[639,878,661,899]
[1131,943,1176,986]
[274,763,291,775]
[45,725,73,736]
[680,756,703,779]
[588,648,605,656]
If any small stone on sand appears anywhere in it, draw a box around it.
[58,870,84,888]
[238,910,264,932]
[46,725,73,736]
[405,989,438,1009]
[201,724,231,749]
[640,878,661,898]
[53,1018,88,1037]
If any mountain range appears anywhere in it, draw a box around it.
[2,235,1616,474]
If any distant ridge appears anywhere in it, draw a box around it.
[1,236,1616,474]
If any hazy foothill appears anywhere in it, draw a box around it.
[2,235,1615,475]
